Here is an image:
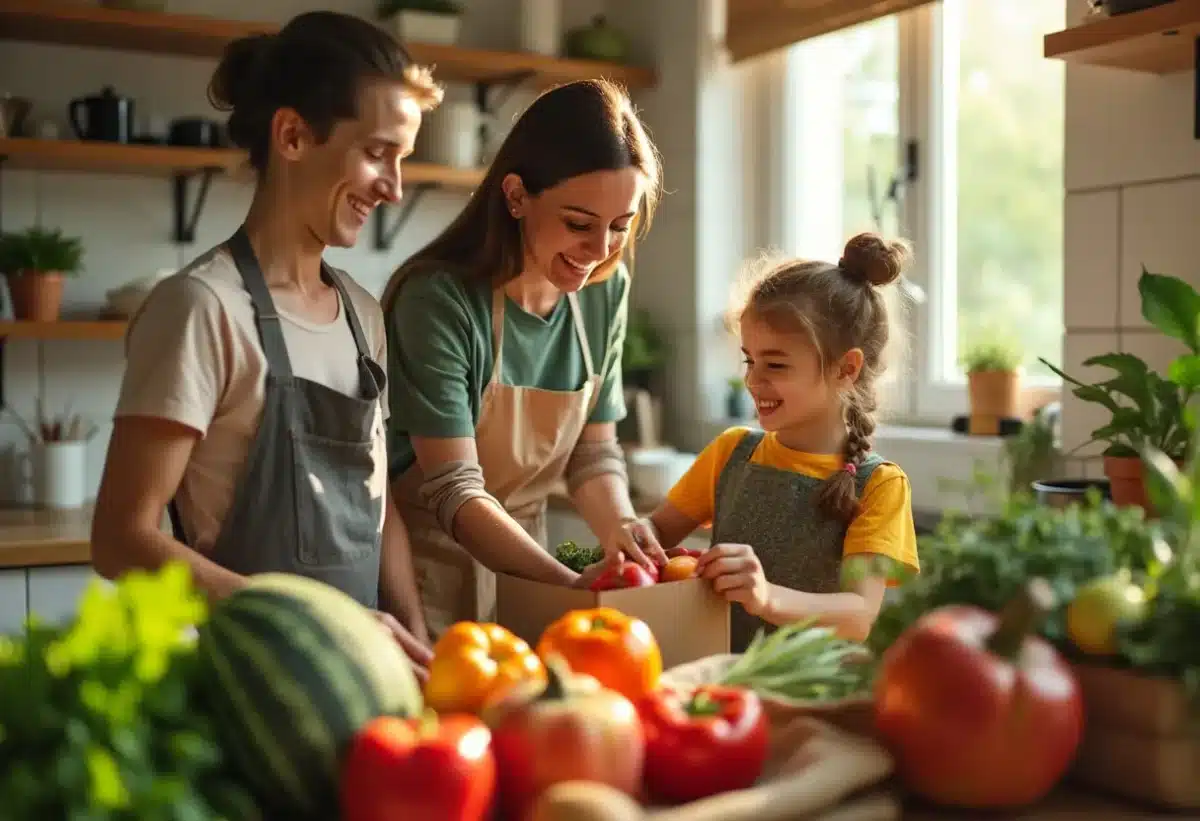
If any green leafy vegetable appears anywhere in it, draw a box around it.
[554,540,604,573]
[718,621,873,702]
[0,563,259,821]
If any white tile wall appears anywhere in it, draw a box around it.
[1059,0,1200,462]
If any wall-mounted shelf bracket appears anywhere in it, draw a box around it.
[1193,36,1199,140]
[373,182,436,252]
[0,153,7,234]
[172,168,217,245]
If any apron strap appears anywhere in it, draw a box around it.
[324,266,373,359]
[489,287,506,384]
[226,227,294,380]
[565,292,596,379]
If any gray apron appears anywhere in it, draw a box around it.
[711,429,885,652]
[168,227,386,607]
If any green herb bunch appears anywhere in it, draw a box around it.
[554,540,604,574]
[719,621,874,702]
[867,492,1165,657]
[960,337,1023,374]
[0,563,259,821]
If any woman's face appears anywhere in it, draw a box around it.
[508,168,643,292]
[277,79,423,248]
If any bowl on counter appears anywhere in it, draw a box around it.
[1031,478,1111,509]
[626,447,696,501]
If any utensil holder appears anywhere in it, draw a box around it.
[33,440,88,509]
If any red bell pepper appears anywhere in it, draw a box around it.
[341,712,496,821]
[874,579,1084,809]
[589,560,657,591]
[636,684,769,804]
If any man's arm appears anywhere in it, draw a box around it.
[91,416,247,600]
[378,485,429,645]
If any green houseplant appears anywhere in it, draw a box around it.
[375,0,463,45]
[1040,268,1200,513]
[961,336,1024,422]
[0,227,84,321]
[622,309,665,392]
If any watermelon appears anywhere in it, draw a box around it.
[195,573,423,819]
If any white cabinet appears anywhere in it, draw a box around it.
[0,570,27,636]
[28,565,103,627]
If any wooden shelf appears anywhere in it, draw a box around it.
[0,0,657,89]
[0,138,485,188]
[1044,0,1200,74]
[0,137,243,177]
[0,320,129,341]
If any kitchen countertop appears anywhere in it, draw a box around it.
[0,506,93,569]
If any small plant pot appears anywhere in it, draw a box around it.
[726,385,750,420]
[6,271,65,321]
[1104,455,1152,512]
[390,10,461,45]
[1031,478,1111,509]
[967,369,1020,419]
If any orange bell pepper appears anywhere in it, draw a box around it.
[424,622,546,715]
[536,607,662,701]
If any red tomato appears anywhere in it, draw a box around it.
[589,561,657,591]
[874,580,1084,809]
[341,713,496,821]
[637,684,769,803]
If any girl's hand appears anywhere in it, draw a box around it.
[606,517,668,572]
[697,543,771,617]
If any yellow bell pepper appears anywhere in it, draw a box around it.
[424,622,546,715]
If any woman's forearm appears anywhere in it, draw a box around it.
[453,498,578,585]
[762,585,877,642]
[571,472,637,543]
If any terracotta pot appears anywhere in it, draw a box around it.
[7,271,65,321]
[967,369,1020,418]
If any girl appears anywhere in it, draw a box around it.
[610,233,920,650]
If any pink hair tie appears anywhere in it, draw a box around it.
[843,462,857,476]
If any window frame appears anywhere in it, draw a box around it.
[777,1,1064,427]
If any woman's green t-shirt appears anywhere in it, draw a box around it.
[386,264,630,477]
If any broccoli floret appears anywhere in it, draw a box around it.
[554,540,604,573]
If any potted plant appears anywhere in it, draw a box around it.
[0,227,84,322]
[1040,268,1199,513]
[375,0,463,45]
[725,376,750,420]
[961,336,1024,422]
[622,309,665,393]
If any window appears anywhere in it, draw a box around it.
[778,1,1065,423]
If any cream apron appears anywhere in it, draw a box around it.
[395,287,603,639]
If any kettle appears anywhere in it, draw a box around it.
[69,86,135,143]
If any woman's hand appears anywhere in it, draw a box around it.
[696,543,772,618]
[373,610,434,684]
[572,559,616,590]
[606,516,668,572]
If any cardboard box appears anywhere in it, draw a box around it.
[496,575,730,669]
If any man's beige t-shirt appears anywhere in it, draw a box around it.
[115,245,390,554]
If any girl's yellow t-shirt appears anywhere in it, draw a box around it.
[666,427,920,574]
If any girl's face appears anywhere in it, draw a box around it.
[739,313,863,434]
[506,168,643,292]
[277,80,423,248]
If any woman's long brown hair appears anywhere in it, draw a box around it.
[381,78,663,313]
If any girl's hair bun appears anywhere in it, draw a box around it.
[840,233,912,287]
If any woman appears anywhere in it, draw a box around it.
[382,79,668,637]
[91,11,440,672]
